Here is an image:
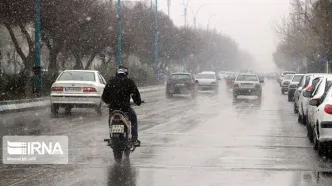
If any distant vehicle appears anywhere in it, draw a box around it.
[50,70,106,115]
[166,72,196,98]
[225,72,238,88]
[306,75,332,144]
[280,74,295,94]
[257,74,265,83]
[233,73,262,99]
[218,71,229,79]
[278,71,296,86]
[287,74,304,102]
[307,81,332,156]
[195,72,219,92]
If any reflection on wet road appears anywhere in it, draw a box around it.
[1,80,332,186]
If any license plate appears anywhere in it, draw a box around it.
[176,83,185,86]
[65,87,81,92]
[111,125,124,133]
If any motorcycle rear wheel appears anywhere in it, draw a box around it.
[113,150,123,162]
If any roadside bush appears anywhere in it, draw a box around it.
[0,72,58,101]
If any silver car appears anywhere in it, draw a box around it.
[233,73,262,99]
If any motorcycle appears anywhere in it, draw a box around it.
[104,101,143,162]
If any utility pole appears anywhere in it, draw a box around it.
[154,0,159,74]
[167,0,170,17]
[116,0,122,68]
[183,0,190,28]
[33,0,41,97]
[207,14,216,31]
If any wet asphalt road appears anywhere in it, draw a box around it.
[1,80,332,186]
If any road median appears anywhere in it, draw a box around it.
[0,85,165,114]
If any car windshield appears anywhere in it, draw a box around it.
[284,74,294,80]
[171,74,190,80]
[292,75,303,82]
[57,71,95,81]
[195,74,216,79]
[236,75,258,81]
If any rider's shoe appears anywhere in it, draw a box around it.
[132,138,141,147]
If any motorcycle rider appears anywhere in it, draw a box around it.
[102,65,141,147]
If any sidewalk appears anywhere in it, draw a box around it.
[0,85,164,114]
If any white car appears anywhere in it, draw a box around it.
[308,84,332,156]
[287,74,304,102]
[233,73,262,99]
[278,71,296,86]
[50,70,106,115]
[218,71,228,79]
[195,72,219,91]
[280,74,295,94]
[306,75,332,143]
[298,73,328,125]
[294,74,313,114]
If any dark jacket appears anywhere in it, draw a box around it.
[102,74,141,112]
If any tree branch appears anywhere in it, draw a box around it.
[3,23,27,63]
[85,50,99,70]
[18,23,34,53]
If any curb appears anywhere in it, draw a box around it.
[0,86,165,114]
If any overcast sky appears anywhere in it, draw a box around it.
[153,0,291,72]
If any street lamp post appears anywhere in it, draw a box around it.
[188,4,207,30]
[33,0,41,97]
[154,0,159,74]
[207,14,216,31]
[116,0,122,69]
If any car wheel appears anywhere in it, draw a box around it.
[191,90,196,99]
[294,102,298,114]
[65,105,72,114]
[307,123,313,143]
[302,115,307,125]
[51,104,59,114]
[288,94,292,102]
[96,102,102,116]
[281,89,285,95]
[313,131,318,150]
[257,92,262,99]
[166,92,173,99]
[318,142,326,157]
[297,114,302,123]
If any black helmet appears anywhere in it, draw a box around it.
[116,65,129,76]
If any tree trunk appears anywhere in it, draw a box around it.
[49,49,58,73]
[73,52,83,69]
[85,51,98,70]
[4,23,27,64]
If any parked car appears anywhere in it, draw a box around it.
[287,74,304,102]
[280,74,295,94]
[298,73,327,124]
[233,73,262,99]
[307,83,332,156]
[166,72,196,98]
[278,71,296,86]
[294,74,312,114]
[306,75,332,143]
[195,72,219,92]
[50,70,106,115]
